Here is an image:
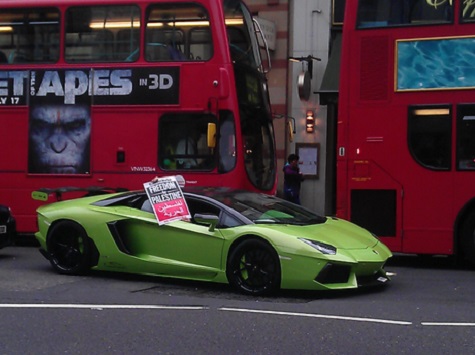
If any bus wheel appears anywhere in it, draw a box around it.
[460,210,475,267]
[47,221,92,275]
[226,238,281,296]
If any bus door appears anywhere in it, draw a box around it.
[347,159,403,252]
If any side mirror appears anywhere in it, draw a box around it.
[193,213,219,232]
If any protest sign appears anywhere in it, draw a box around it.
[143,176,190,225]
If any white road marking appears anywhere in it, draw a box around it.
[0,304,206,310]
[219,307,412,325]
[421,322,475,327]
[1,304,472,327]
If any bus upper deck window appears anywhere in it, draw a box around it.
[223,0,260,70]
[461,2,475,22]
[145,4,213,62]
[357,0,453,28]
[65,5,140,63]
[0,8,60,64]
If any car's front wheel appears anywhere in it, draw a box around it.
[47,221,92,275]
[226,238,281,296]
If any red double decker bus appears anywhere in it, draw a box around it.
[337,0,475,265]
[0,0,276,234]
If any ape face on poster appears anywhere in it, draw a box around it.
[20,67,179,174]
[28,70,92,174]
[28,103,91,174]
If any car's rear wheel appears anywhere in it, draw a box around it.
[47,221,92,275]
[226,238,281,296]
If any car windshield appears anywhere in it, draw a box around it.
[211,190,326,225]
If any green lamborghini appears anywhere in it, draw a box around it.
[34,187,392,295]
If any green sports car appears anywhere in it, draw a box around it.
[34,187,392,295]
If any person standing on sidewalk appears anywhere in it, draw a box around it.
[283,153,304,204]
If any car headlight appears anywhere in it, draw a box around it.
[299,238,337,255]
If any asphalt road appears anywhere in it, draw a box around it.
[0,246,474,354]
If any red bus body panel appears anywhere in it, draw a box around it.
[337,1,475,256]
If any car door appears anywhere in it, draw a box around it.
[112,197,226,279]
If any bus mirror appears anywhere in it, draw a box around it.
[207,123,216,148]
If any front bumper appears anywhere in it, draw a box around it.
[279,245,392,291]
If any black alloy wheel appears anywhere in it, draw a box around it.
[47,221,92,275]
[227,238,281,296]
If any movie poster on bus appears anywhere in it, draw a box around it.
[28,70,91,175]
[143,176,191,226]
[1,67,179,106]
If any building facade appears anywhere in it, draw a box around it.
[248,0,342,215]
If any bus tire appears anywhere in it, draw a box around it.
[460,210,475,268]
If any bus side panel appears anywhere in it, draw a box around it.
[346,105,407,251]
[0,108,28,173]
[0,108,33,231]
[90,108,159,187]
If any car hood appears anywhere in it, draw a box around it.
[260,216,379,250]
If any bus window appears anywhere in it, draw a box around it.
[65,6,140,62]
[357,0,453,28]
[145,28,185,61]
[0,8,60,64]
[227,26,253,65]
[457,104,475,170]
[146,3,212,61]
[159,114,216,171]
[189,28,213,61]
[224,1,259,70]
[408,105,451,170]
[461,2,475,22]
[240,94,275,190]
[218,111,237,173]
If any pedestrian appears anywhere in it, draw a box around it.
[283,153,304,204]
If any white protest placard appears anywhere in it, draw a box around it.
[143,176,190,225]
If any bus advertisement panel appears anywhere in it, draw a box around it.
[0,0,277,234]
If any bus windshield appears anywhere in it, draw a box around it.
[224,0,276,191]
